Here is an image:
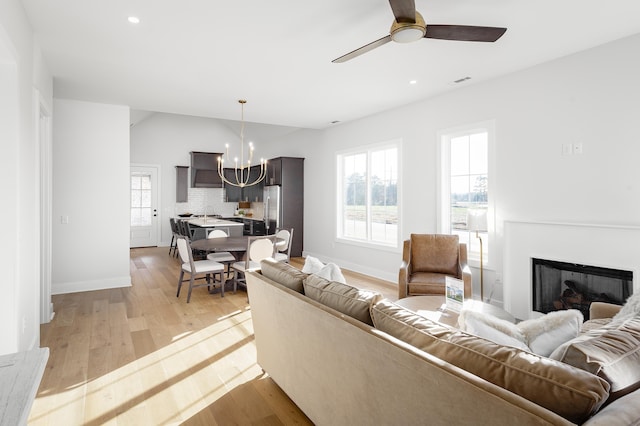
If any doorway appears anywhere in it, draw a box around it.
[130,165,160,247]
[38,91,54,323]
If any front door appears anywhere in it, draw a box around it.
[130,166,159,247]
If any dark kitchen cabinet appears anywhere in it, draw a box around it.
[267,157,304,257]
[175,166,189,202]
[223,165,264,202]
[223,168,242,202]
[266,158,282,186]
[244,165,264,202]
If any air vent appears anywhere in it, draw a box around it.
[453,76,472,84]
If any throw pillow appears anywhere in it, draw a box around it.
[303,274,381,325]
[315,262,347,284]
[301,255,325,274]
[517,310,584,357]
[458,309,529,351]
[613,292,640,321]
[458,309,583,357]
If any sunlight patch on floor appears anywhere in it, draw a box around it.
[29,310,259,425]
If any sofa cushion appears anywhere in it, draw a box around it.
[260,258,308,293]
[410,234,459,276]
[371,299,610,424]
[303,275,381,325]
[550,315,640,401]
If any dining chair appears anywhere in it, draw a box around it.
[231,235,276,293]
[169,218,179,257]
[273,228,294,263]
[176,235,225,302]
[206,229,236,279]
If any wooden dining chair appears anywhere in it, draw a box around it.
[206,229,236,279]
[169,218,180,257]
[231,235,276,293]
[176,235,225,302]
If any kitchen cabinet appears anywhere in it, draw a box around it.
[190,151,223,188]
[244,165,264,202]
[223,216,271,236]
[223,168,242,202]
[176,166,189,202]
[223,165,264,202]
[266,157,282,186]
[265,157,304,257]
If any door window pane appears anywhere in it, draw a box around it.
[131,173,153,227]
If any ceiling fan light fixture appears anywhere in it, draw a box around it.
[390,11,426,43]
[391,27,425,43]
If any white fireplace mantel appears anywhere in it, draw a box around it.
[503,220,640,320]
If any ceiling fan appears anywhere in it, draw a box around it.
[332,0,507,63]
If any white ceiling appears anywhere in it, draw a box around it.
[21,0,640,129]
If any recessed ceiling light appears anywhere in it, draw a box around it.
[409,80,417,85]
[128,16,140,24]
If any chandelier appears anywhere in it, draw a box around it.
[217,99,267,187]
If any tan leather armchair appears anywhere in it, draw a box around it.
[398,234,472,299]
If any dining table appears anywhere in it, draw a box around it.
[190,236,250,255]
[190,235,282,294]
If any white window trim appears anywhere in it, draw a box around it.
[437,121,495,268]
[335,139,402,252]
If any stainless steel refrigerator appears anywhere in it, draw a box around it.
[263,185,280,234]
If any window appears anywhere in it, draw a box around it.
[131,173,152,226]
[337,141,400,248]
[439,123,493,262]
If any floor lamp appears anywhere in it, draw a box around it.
[467,209,488,301]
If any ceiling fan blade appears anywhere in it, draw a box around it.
[388,0,416,23]
[425,25,507,42]
[332,35,392,63]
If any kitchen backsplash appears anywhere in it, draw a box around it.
[175,188,235,217]
[174,187,265,219]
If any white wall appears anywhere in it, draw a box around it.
[52,99,131,294]
[0,0,53,354]
[288,33,640,303]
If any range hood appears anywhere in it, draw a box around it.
[190,151,223,188]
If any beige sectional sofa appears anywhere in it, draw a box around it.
[246,259,640,426]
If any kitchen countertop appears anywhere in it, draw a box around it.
[226,216,265,221]
[188,218,244,227]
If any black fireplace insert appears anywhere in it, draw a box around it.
[531,258,632,320]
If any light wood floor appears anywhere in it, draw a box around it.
[29,247,397,425]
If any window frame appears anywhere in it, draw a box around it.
[437,121,495,267]
[335,139,402,252]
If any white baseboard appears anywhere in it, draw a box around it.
[301,251,396,284]
[52,276,132,295]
